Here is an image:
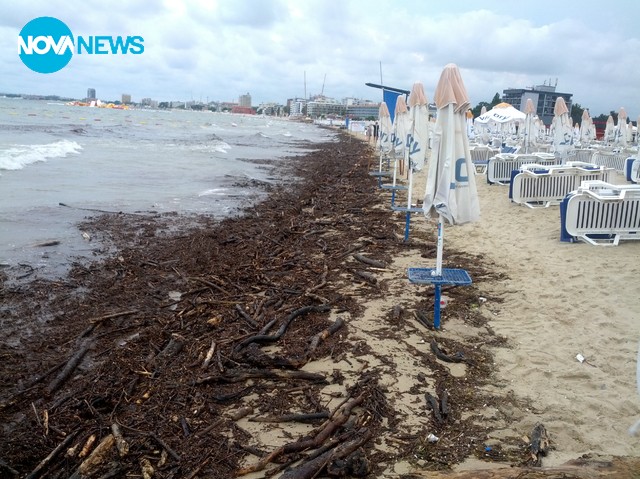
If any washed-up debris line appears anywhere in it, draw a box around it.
[0,132,520,478]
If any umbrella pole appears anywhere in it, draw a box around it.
[391,157,397,205]
[404,155,414,242]
[433,214,445,328]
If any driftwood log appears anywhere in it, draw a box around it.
[431,339,466,363]
[236,394,366,475]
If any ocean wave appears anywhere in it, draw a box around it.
[0,139,82,171]
[189,140,231,154]
[198,188,229,197]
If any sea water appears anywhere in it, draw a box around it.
[0,98,334,279]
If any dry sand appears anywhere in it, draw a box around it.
[409,168,640,469]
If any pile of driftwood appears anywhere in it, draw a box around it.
[2,132,579,478]
[0,134,412,478]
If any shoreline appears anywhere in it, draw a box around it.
[1,132,639,478]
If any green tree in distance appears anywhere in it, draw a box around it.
[471,93,501,117]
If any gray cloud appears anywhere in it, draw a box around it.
[5,0,640,117]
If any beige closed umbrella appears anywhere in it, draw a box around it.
[551,97,573,157]
[615,107,628,147]
[412,63,479,328]
[398,81,430,241]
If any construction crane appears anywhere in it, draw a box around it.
[320,73,326,97]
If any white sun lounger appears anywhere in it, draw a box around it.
[487,153,561,185]
[590,150,632,173]
[510,164,614,208]
[560,180,640,245]
[469,146,497,174]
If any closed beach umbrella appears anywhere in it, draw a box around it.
[392,96,411,177]
[523,98,536,153]
[475,105,490,144]
[466,109,474,140]
[377,101,393,155]
[421,63,479,327]
[407,82,430,173]
[615,107,628,147]
[400,81,430,240]
[604,115,615,143]
[551,97,573,156]
[372,101,393,180]
[579,109,594,145]
[424,64,479,225]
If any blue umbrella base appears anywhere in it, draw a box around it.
[369,171,392,177]
[392,206,423,213]
[407,267,472,286]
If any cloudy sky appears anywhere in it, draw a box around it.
[2,0,640,117]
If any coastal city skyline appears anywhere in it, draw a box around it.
[3,1,640,119]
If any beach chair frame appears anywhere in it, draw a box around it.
[591,150,632,173]
[560,181,640,245]
[487,153,561,185]
[510,164,614,208]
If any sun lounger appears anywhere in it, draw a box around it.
[510,164,614,208]
[573,148,595,163]
[590,150,632,173]
[487,153,561,185]
[560,180,640,245]
[625,157,639,184]
[469,145,497,174]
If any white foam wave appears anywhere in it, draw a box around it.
[198,188,229,197]
[190,140,231,154]
[0,139,82,171]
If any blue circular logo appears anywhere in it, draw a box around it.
[18,17,74,74]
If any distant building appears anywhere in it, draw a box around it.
[346,102,380,120]
[502,82,573,126]
[239,93,251,108]
[288,98,307,117]
[307,96,343,118]
[87,88,96,100]
[122,93,132,104]
[140,98,158,108]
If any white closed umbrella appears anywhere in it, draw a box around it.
[604,115,615,144]
[615,107,628,147]
[399,81,430,241]
[417,63,479,329]
[370,101,394,186]
[551,97,573,157]
[523,98,536,153]
[579,109,595,146]
[377,102,393,155]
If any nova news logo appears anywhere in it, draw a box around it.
[18,16,144,74]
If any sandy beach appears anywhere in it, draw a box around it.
[1,132,639,478]
[438,170,640,465]
[375,155,640,474]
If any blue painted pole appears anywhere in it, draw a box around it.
[434,284,442,329]
[404,211,411,242]
[391,189,396,206]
